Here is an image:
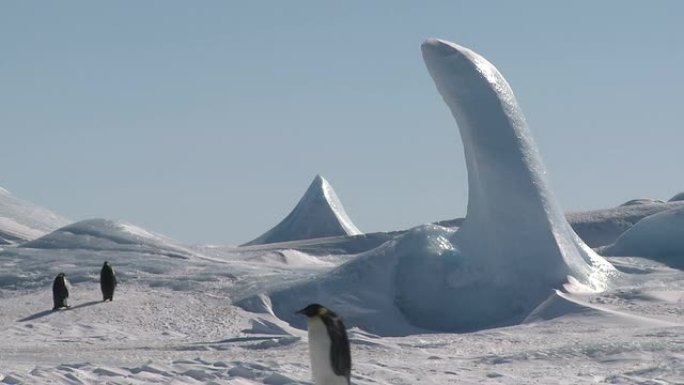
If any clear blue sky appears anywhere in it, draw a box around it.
[2,1,683,245]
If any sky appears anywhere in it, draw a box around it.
[1,1,683,245]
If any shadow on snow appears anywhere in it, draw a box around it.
[18,300,103,322]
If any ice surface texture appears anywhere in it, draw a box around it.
[266,39,619,333]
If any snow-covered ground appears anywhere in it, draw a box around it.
[2,38,684,384]
[1,240,684,384]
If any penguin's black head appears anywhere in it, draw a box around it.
[57,272,66,278]
[296,303,329,318]
[104,261,110,266]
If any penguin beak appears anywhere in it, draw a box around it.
[295,307,306,315]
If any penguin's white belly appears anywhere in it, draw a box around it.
[308,318,348,385]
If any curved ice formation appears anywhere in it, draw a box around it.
[258,39,619,333]
[421,38,616,291]
[243,175,362,246]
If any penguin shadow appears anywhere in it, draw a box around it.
[18,310,54,322]
[18,300,102,322]
[69,300,102,311]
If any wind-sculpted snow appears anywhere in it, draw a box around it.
[0,218,221,291]
[243,175,361,246]
[437,201,684,248]
[567,200,684,247]
[260,39,619,333]
[620,198,665,206]
[669,192,684,202]
[602,206,684,267]
[3,273,684,384]
[0,187,71,245]
[21,218,198,259]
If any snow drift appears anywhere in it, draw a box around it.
[2,218,226,292]
[602,206,684,265]
[619,198,665,206]
[256,39,619,333]
[243,175,362,245]
[567,200,684,247]
[438,201,684,248]
[669,192,684,202]
[0,187,70,245]
[21,218,198,259]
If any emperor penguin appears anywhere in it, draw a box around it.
[52,272,70,311]
[296,304,351,385]
[100,261,117,302]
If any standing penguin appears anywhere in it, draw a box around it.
[296,304,351,385]
[100,261,117,302]
[52,272,70,311]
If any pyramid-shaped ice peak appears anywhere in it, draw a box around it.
[243,175,362,246]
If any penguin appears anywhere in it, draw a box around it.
[52,272,70,311]
[296,304,351,385]
[100,261,117,302]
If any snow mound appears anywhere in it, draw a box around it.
[266,223,559,334]
[248,249,334,267]
[619,198,665,206]
[261,227,431,336]
[567,201,684,247]
[243,175,362,245]
[257,39,619,333]
[602,206,684,264]
[440,202,684,249]
[0,187,71,245]
[669,192,684,202]
[21,218,197,259]
[1,221,226,292]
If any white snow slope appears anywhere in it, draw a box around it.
[243,175,362,246]
[0,187,71,245]
[2,40,684,384]
[567,200,684,247]
[602,206,684,267]
[21,218,200,260]
[669,191,684,202]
